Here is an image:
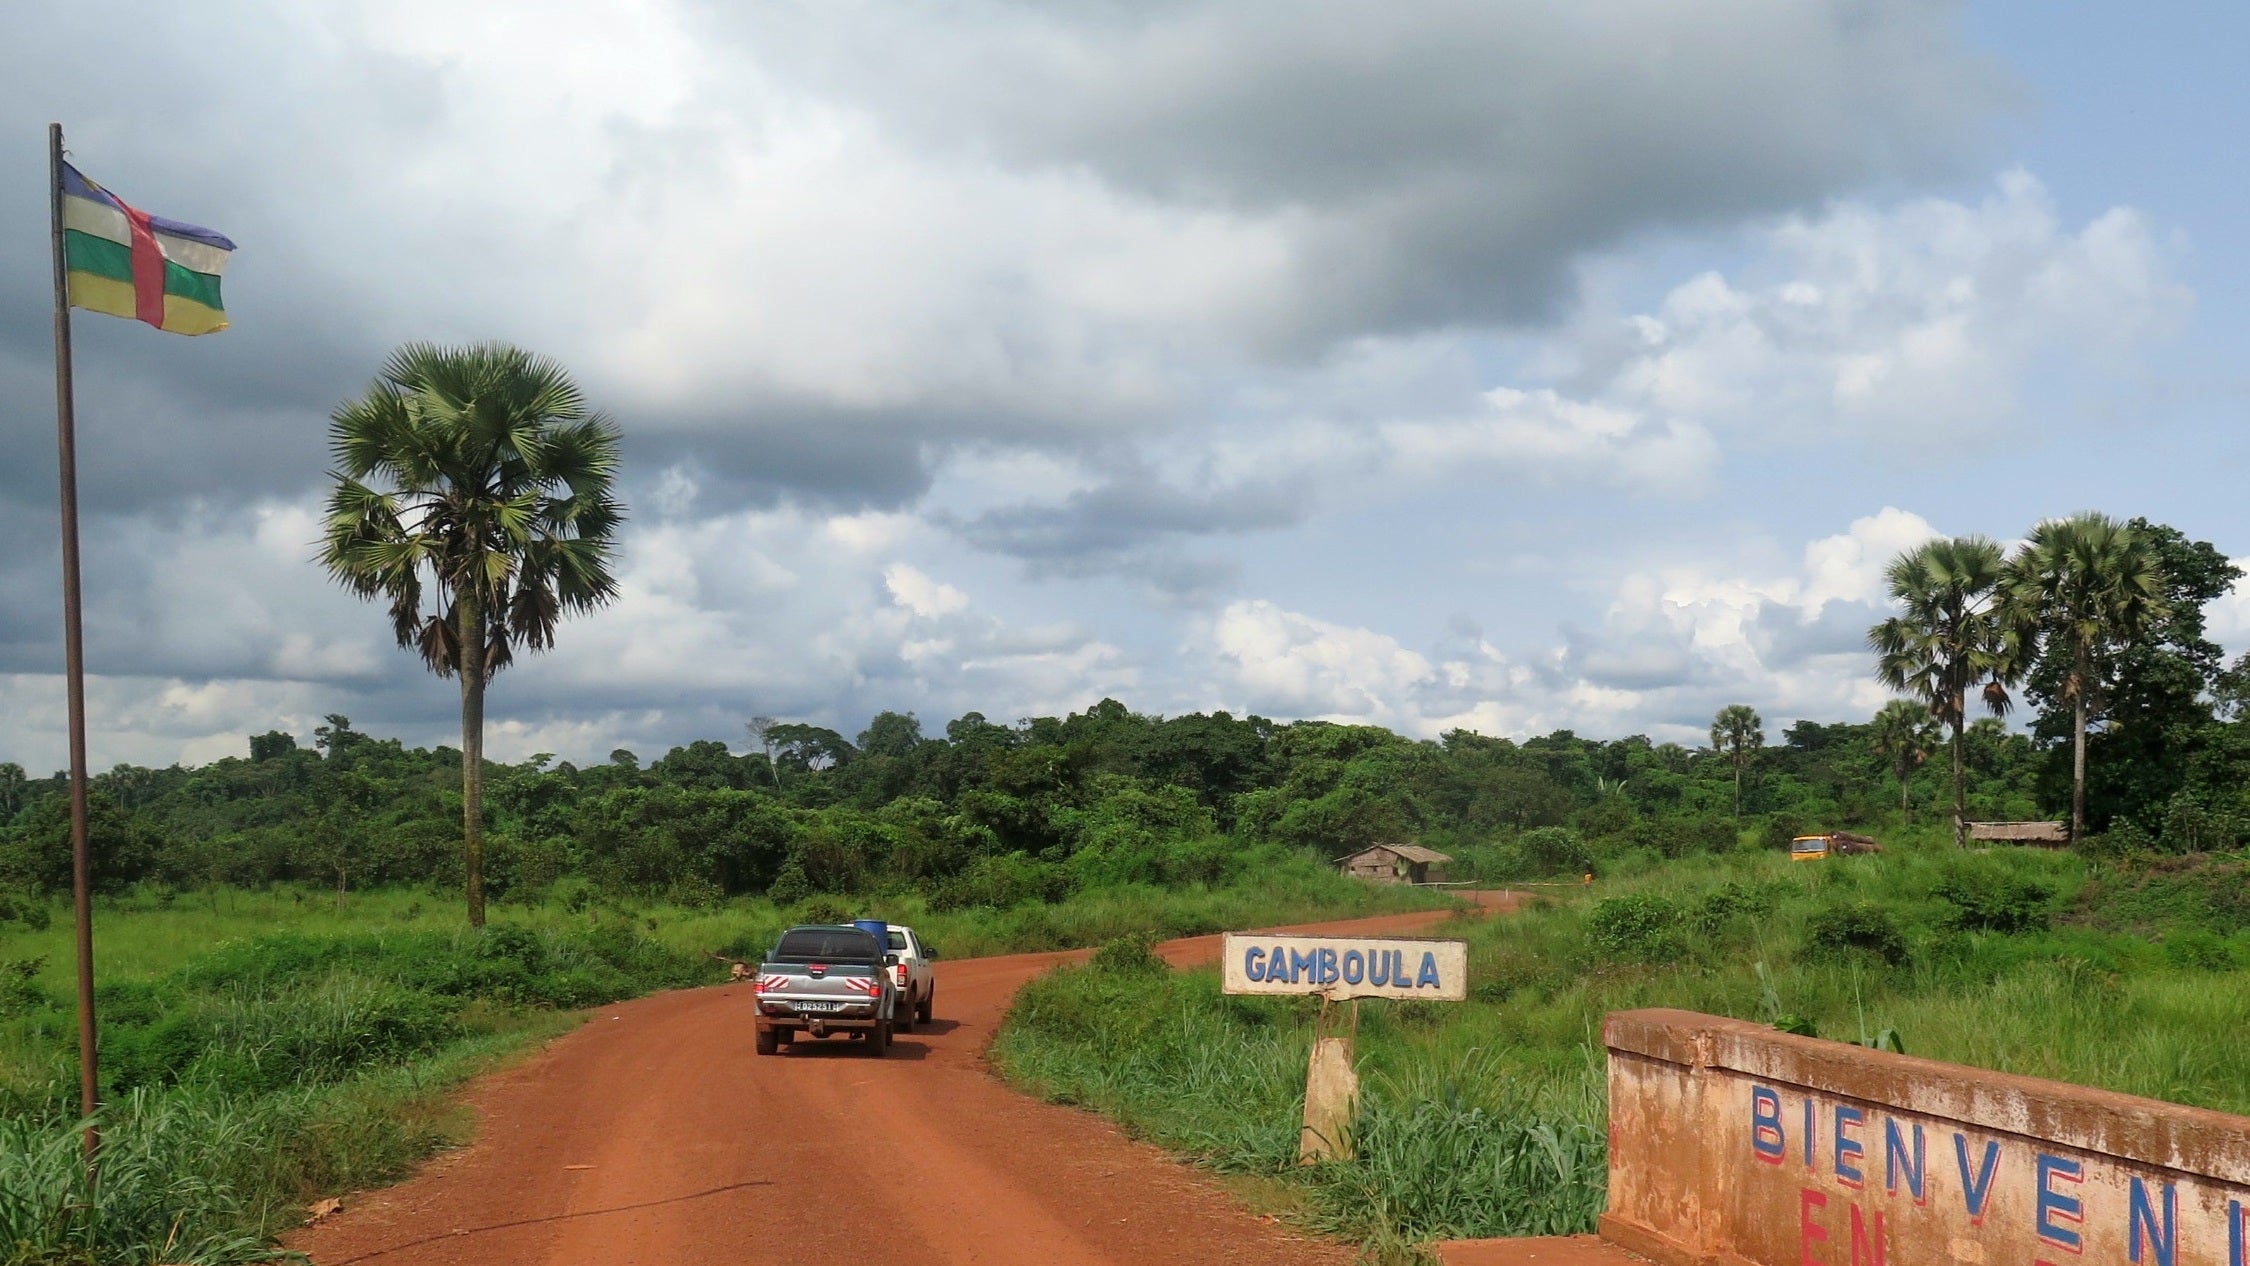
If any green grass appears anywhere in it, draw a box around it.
[0,859,1448,992]
[993,842,2250,1260]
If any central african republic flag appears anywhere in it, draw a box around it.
[61,163,235,336]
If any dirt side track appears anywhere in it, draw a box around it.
[288,894,1516,1266]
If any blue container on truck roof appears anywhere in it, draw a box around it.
[852,918,889,948]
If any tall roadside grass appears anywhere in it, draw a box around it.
[991,957,1609,1257]
[0,919,670,1266]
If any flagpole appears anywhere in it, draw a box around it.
[48,120,101,1165]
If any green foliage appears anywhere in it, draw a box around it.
[0,889,49,932]
[1626,814,1736,859]
[1088,930,1167,975]
[792,895,853,925]
[1934,864,2054,933]
[1760,813,1809,853]
[1803,901,1910,965]
[1516,827,1591,877]
[928,852,1075,912]
[0,1090,297,1265]
[1586,894,1685,964]
[1690,882,1779,937]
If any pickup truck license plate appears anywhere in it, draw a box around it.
[793,1000,844,1012]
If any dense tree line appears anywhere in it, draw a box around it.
[0,697,2064,915]
[1,520,2241,918]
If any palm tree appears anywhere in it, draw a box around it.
[1868,537,2015,848]
[2002,513,2167,845]
[1868,700,1939,815]
[320,343,625,927]
[1710,704,1763,816]
[0,762,25,821]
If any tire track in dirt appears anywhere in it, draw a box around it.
[290,892,1517,1266]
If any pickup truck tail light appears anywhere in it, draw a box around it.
[850,976,883,998]
[893,964,909,990]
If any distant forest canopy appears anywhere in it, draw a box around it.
[1,514,2244,909]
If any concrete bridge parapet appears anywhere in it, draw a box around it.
[1599,1008,2250,1266]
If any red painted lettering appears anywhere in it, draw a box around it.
[1801,1187,1829,1266]
[1850,1204,1885,1266]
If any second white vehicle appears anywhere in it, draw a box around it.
[881,924,937,1030]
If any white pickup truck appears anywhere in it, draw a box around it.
[879,924,938,1030]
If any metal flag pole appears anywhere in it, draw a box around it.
[47,120,101,1165]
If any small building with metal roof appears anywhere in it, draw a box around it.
[1338,843,1453,885]
[1967,821,2071,846]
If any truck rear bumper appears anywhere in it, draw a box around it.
[755,1011,886,1032]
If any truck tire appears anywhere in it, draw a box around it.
[755,1027,778,1056]
[868,1021,890,1057]
[896,998,916,1033]
[917,988,934,1024]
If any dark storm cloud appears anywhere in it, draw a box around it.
[957,478,1303,559]
[949,475,1297,599]
[2,0,2010,531]
[732,0,2012,340]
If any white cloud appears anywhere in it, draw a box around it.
[2204,561,2250,656]
[1205,600,1435,720]
[1189,510,1939,745]
[1583,171,2190,444]
[1377,386,1720,494]
[884,565,971,619]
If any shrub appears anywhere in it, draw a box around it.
[664,875,725,909]
[0,887,51,930]
[1804,901,1910,965]
[1760,813,1809,854]
[1935,867,2054,934]
[2078,818,2157,860]
[1691,881,1779,937]
[1517,827,1592,878]
[765,859,813,906]
[929,852,1076,912]
[792,894,853,925]
[1586,894,1686,964]
[2162,930,2238,972]
[0,956,43,1017]
[1627,815,1735,860]
[1089,931,1168,975]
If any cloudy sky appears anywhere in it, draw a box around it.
[3,1,2245,772]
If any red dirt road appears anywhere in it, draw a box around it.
[288,894,1515,1266]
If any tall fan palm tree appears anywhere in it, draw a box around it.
[320,343,624,927]
[2002,513,2167,845]
[1710,704,1763,817]
[1868,536,2016,848]
[1868,699,1940,816]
